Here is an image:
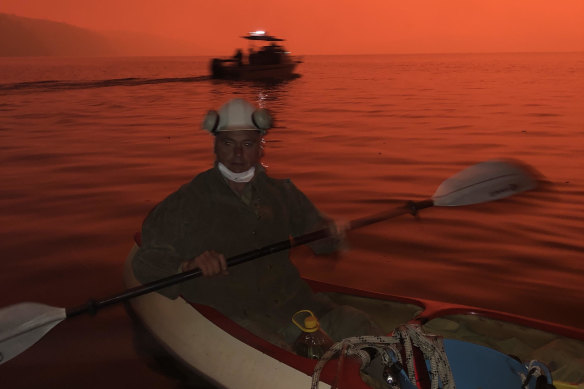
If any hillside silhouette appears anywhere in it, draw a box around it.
[0,13,200,57]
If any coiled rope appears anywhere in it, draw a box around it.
[310,324,456,389]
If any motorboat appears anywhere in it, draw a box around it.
[210,31,302,81]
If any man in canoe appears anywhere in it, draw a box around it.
[132,98,382,349]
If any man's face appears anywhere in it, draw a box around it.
[214,130,263,173]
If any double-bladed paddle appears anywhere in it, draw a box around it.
[0,159,538,365]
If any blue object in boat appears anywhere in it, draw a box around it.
[443,339,552,389]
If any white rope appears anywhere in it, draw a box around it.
[310,325,456,389]
[310,335,401,389]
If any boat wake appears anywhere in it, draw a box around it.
[0,75,211,93]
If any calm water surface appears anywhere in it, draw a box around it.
[1,53,583,388]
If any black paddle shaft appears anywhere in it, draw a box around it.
[66,199,433,318]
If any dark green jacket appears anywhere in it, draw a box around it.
[132,165,338,336]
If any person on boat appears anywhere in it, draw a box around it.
[132,98,383,349]
[248,47,257,66]
[233,49,243,66]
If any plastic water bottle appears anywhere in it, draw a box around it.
[292,310,334,359]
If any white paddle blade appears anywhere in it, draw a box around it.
[432,159,537,206]
[0,302,66,365]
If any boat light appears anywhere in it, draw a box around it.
[250,30,266,36]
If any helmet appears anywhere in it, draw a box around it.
[202,98,273,135]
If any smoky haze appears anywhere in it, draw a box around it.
[0,13,200,57]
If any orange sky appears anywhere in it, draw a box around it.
[2,0,583,55]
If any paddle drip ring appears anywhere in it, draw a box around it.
[406,201,420,216]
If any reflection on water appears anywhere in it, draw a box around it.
[0,53,582,387]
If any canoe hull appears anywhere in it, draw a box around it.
[124,244,584,387]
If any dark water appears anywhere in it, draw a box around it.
[0,53,582,388]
